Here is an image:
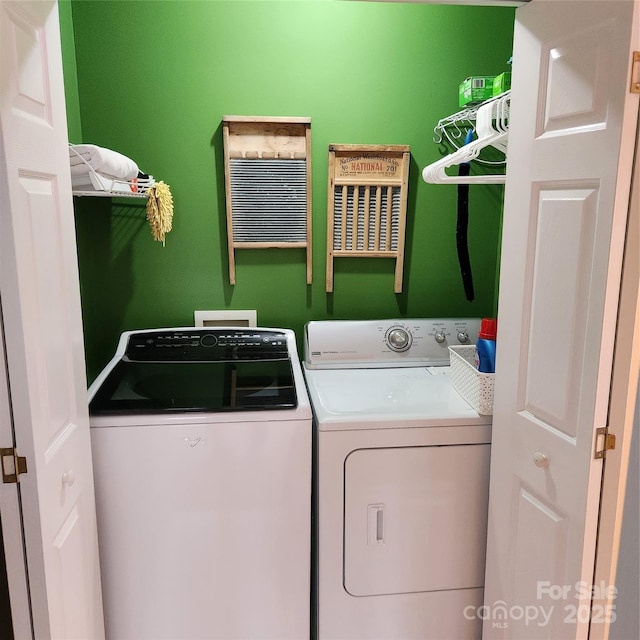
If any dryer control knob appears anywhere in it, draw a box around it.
[434,330,447,344]
[386,327,412,352]
[457,331,469,343]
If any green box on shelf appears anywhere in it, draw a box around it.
[458,76,496,107]
[492,72,512,95]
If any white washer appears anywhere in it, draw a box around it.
[88,327,311,640]
[303,319,492,640]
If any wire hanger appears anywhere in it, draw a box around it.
[424,91,510,185]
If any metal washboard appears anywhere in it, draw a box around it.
[222,116,312,284]
[326,144,410,292]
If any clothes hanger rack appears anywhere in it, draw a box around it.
[423,91,510,185]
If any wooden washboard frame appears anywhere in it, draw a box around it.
[222,116,312,284]
[326,144,410,293]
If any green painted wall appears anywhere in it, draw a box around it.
[66,0,514,382]
[58,0,82,143]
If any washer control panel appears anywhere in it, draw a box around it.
[123,329,289,361]
[304,318,481,368]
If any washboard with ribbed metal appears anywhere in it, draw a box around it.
[326,144,410,292]
[222,116,312,284]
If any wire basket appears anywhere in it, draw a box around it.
[448,345,494,415]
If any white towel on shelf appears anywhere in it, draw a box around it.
[69,144,139,180]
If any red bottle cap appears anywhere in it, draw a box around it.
[479,318,497,340]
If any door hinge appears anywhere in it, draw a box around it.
[594,427,616,460]
[1,447,28,484]
[631,52,640,94]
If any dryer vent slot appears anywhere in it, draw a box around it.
[367,504,385,545]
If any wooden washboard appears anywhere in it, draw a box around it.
[222,116,312,284]
[326,144,410,292]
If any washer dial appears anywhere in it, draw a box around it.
[385,326,412,352]
[200,334,218,347]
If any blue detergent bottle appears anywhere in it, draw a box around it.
[475,318,497,373]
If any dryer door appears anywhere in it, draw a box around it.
[343,444,490,596]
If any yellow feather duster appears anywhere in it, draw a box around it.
[146,181,174,245]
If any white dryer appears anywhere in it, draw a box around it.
[303,319,492,640]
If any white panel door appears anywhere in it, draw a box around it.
[0,310,31,639]
[484,1,639,639]
[0,1,105,638]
